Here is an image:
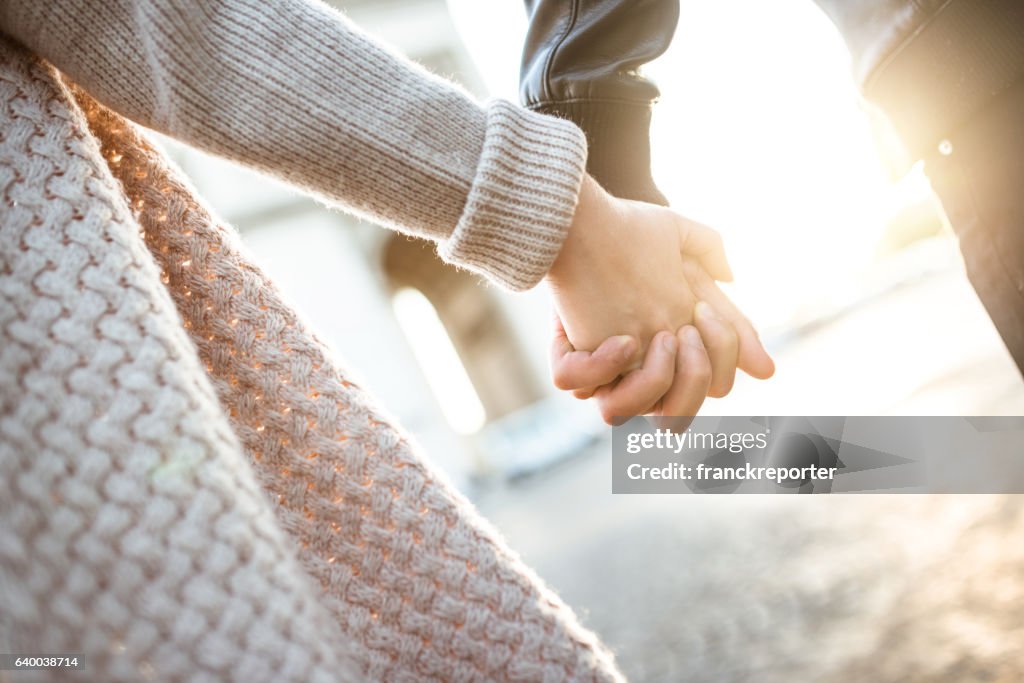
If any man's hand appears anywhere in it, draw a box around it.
[545,173,773,423]
[546,174,734,356]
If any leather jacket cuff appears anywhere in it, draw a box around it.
[530,100,668,206]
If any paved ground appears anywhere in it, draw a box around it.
[476,264,1024,682]
[481,457,1024,682]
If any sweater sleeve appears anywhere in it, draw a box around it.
[0,0,587,291]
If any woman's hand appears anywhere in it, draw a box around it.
[550,315,714,428]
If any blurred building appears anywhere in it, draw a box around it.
[157,0,601,492]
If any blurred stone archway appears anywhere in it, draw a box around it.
[382,235,544,422]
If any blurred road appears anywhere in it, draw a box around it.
[477,261,1024,682]
[482,469,1024,682]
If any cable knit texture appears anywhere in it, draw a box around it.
[0,30,622,683]
[0,0,587,291]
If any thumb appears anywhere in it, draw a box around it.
[549,311,638,391]
[676,215,734,282]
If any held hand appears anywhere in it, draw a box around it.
[545,174,773,423]
[550,299,772,427]
[550,278,775,425]
[550,314,714,427]
[546,175,735,358]
[561,269,775,405]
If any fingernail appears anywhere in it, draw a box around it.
[695,301,719,321]
[681,325,703,349]
[661,332,677,354]
[612,335,637,362]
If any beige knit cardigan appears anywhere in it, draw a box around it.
[0,0,624,681]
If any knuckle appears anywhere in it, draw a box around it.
[654,372,674,396]
[600,398,628,425]
[551,366,574,390]
[708,375,735,399]
[590,361,621,387]
[691,362,713,387]
[683,348,713,386]
[714,326,739,351]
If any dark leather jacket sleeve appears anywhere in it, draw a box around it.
[813,0,1024,163]
[520,0,679,205]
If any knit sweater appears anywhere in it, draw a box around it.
[0,1,624,681]
[0,0,588,292]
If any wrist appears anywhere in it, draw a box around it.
[548,174,612,287]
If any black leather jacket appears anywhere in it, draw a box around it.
[521,0,1024,203]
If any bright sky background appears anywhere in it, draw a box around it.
[446,0,934,331]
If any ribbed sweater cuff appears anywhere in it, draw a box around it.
[439,100,587,292]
